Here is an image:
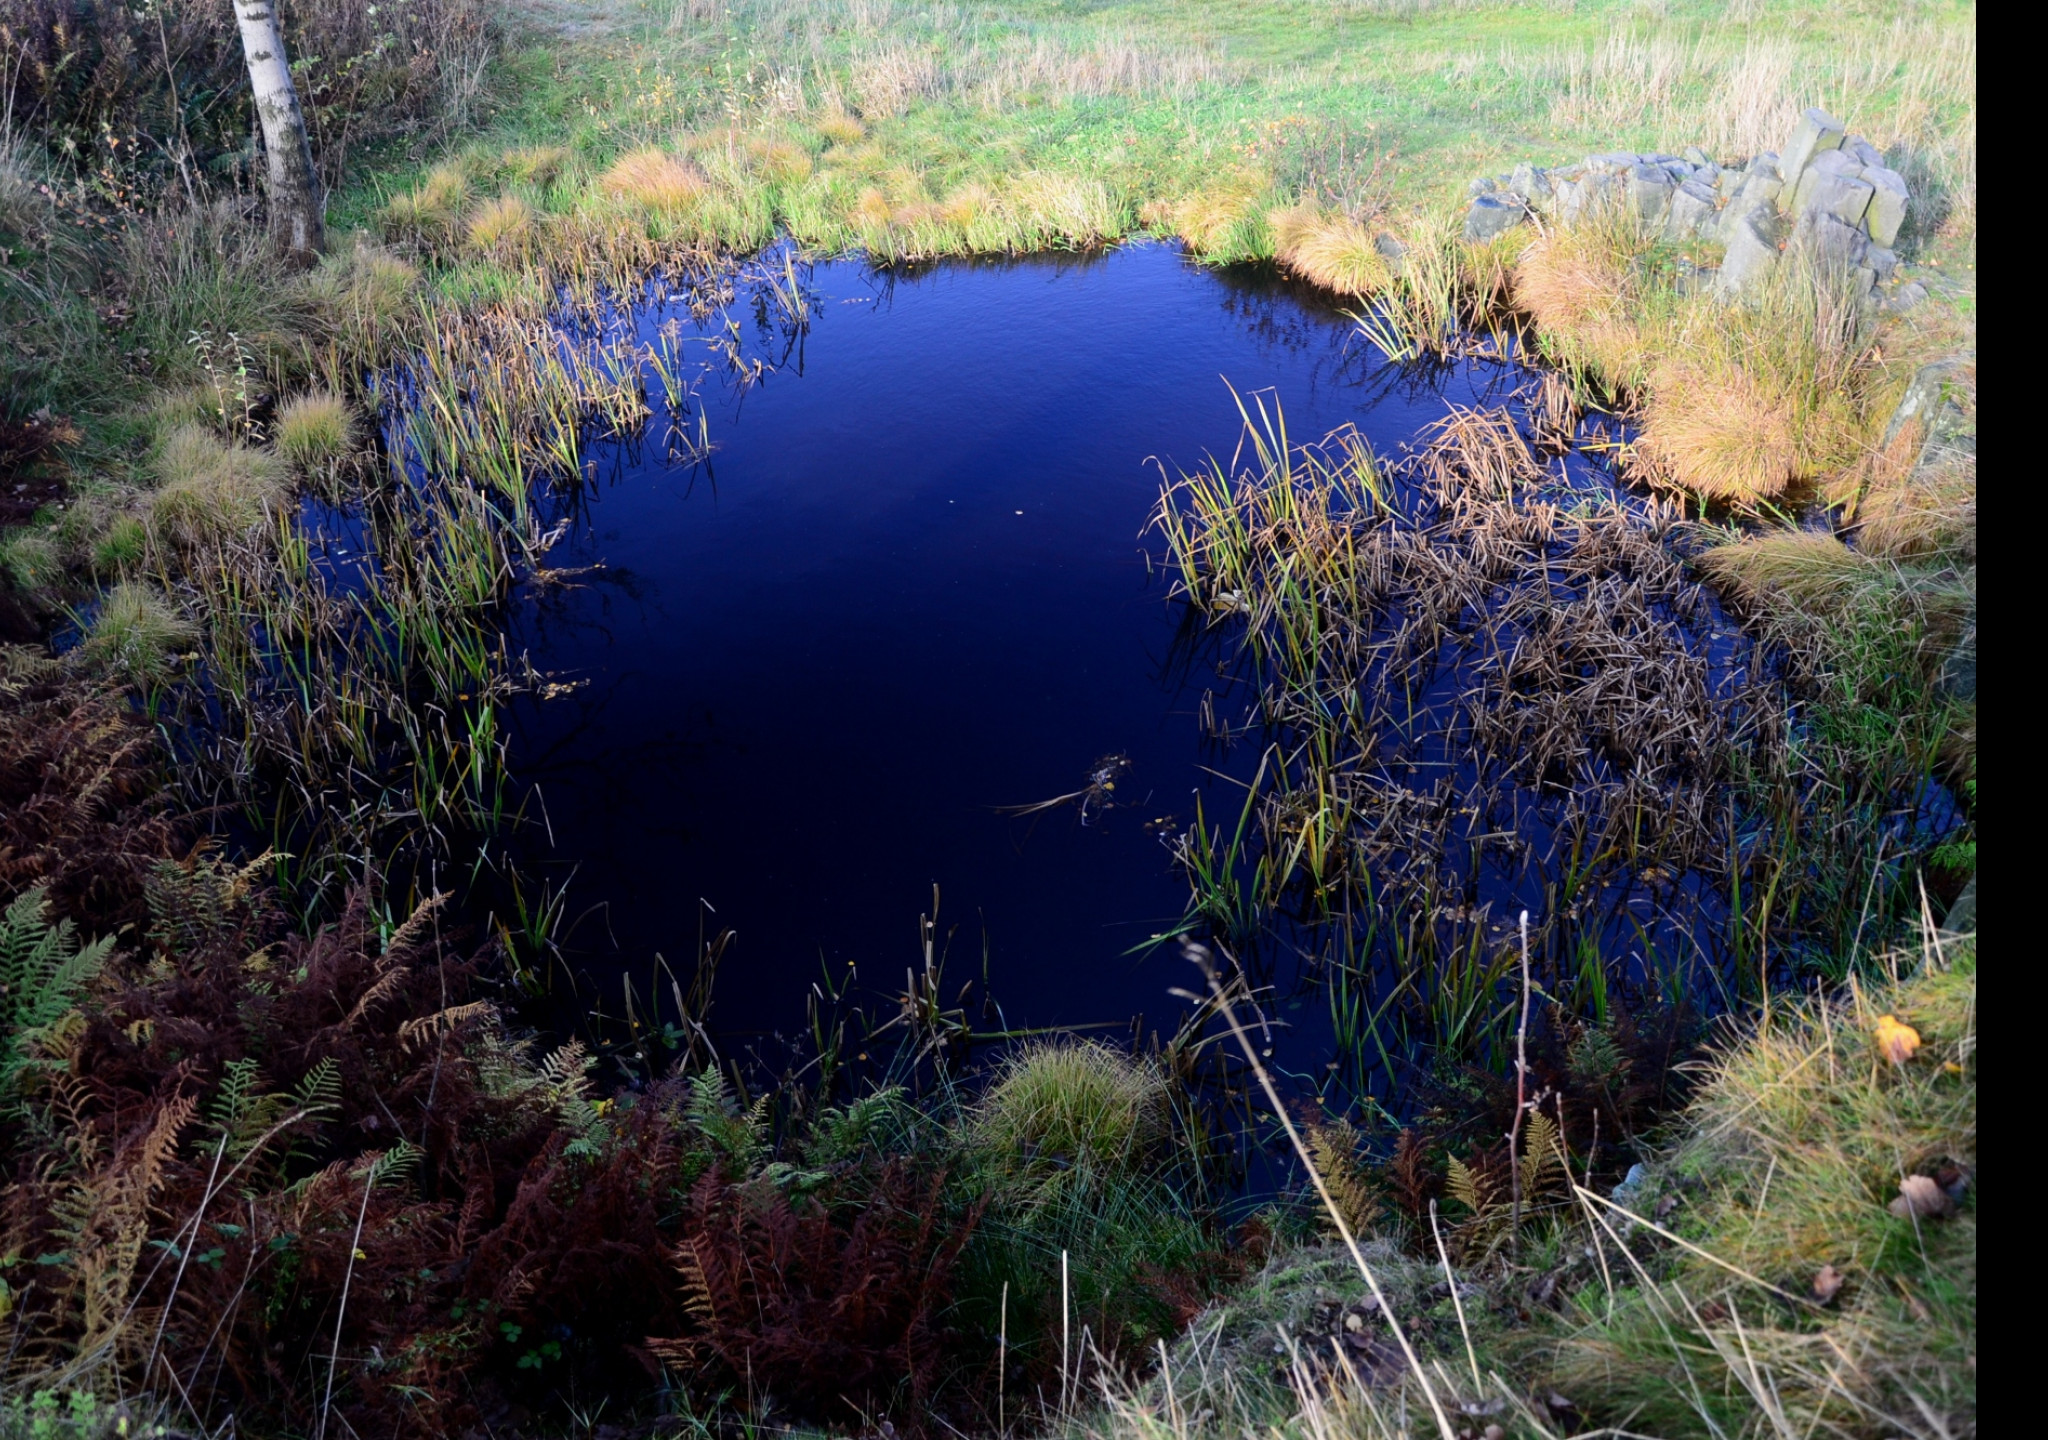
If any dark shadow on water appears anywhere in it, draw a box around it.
[491,242,1530,1067]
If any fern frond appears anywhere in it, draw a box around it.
[1306,1121,1380,1236]
[2,889,115,1116]
[1521,1110,1564,1201]
[1447,1154,1492,1218]
[293,1057,343,1117]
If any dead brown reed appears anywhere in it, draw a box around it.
[1154,400,1798,1029]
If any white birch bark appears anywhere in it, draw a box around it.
[232,0,325,263]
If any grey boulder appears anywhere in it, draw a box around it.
[1464,192,1529,242]
[1715,207,1783,295]
[1792,148,1876,230]
[1664,178,1720,241]
[1779,107,1847,187]
[1864,166,1909,247]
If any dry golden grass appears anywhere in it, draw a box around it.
[465,194,536,255]
[753,138,814,185]
[1857,456,1976,561]
[850,43,939,118]
[1158,171,1272,258]
[1006,170,1122,244]
[815,109,867,147]
[852,185,894,228]
[1271,207,1392,297]
[598,148,707,212]
[939,182,994,227]
[1512,216,1652,388]
[1693,529,1871,609]
[382,163,470,240]
[501,144,569,187]
[1636,357,1803,501]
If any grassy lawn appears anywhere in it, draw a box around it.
[357,0,1974,268]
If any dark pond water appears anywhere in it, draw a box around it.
[492,243,1549,1058]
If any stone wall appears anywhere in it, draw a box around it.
[1463,107,1923,311]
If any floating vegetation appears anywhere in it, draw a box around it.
[1151,388,1959,1090]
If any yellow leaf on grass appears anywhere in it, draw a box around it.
[1874,1014,1922,1065]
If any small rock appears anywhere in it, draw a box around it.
[1510,161,1554,201]
[1464,192,1528,242]
[1842,135,1884,168]
[1586,151,1642,173]
[1792,149,1877,230]
[1881,278,1929,314]
[1790,210,1872,280]
[1882,359,1957,449]
[1889,1174,1955,1221]
[1681,144,1712,166]
[1467,175,1499,197]
[1628,163,1675,225]
[1611,1162,1649,1209]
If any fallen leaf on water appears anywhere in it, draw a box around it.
[1888,1174,1954,1220]
[1812,1264,1844,1304]
[1873,1014,1922,1065]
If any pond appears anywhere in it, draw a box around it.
[484,242,1559,1062]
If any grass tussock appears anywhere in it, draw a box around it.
[147,425,289,549]
[973,1042,1170,1177]
[500,144,570,188]
[78,581,196,684]
[382,163,472,241]
[1148,172,1277,261]
[599,148,709,214]
[272,388,358,472]
[1639,357,1805,499]
[816,109,868,147]
[464,193,537,256]
[1858,455,1975,561]
[1270,206,1393,298]
[304,239,422,361]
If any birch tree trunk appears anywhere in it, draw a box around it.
[232,0,325,264]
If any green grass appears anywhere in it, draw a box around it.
[1075,939,1976,1439]
[348,0,1970,264]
